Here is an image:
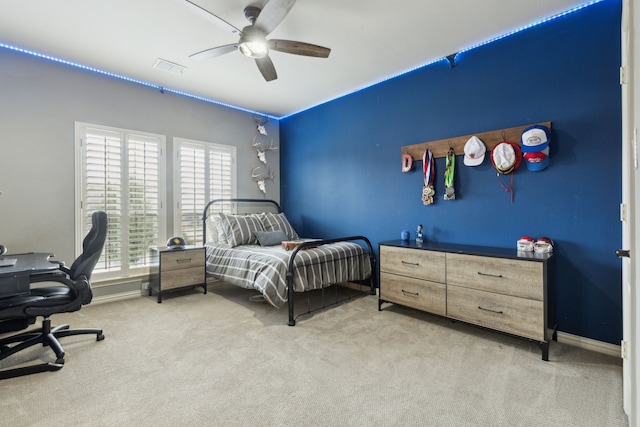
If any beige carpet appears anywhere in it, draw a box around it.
[0,283,628,427]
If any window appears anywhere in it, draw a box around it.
[174,137,236,245]
[75,122,166,279]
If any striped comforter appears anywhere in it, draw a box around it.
[205,241,372,308]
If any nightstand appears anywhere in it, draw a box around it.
[149,245,206,303]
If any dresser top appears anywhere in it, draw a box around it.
[379,240,553,262]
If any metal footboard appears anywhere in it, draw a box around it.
[285,235,377,326]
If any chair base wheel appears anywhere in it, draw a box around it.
[0,361,63,380]
[0,320,105,380]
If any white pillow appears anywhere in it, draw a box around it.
[205,215,221,244]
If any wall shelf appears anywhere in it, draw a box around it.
[401,121,552,160]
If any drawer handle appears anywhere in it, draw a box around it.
[401,261,419,266]
[478,306,503,314]
[401,289,419,297]
[176,258,192,264]
[477,272,503,278]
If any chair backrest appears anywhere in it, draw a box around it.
[69,211,108,281]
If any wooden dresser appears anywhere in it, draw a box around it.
[379,240,555,360]
[149,245,207,303]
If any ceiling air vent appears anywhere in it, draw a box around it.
[153,59,186,75]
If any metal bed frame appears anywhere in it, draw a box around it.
[202,198,376,325]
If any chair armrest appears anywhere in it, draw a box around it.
[29,271,66,281]
[58,264,72,276]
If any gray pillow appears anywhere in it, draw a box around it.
[254,230,289,247]
[259,212,299,240]
[219,213,264,247]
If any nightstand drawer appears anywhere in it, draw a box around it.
[160,249,205,272]
[447,285,544,341]
[380,245,446,283]
[158,266,205,290]
[380,272,446,316]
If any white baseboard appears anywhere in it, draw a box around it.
[92,290,141,305]
[557,331,621,358]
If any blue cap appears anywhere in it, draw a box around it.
[521,125,550,153]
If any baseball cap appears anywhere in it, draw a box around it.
[490,141,522,174]
[523,147,550,172]
[521,125,550,153]
[463,136,486,166]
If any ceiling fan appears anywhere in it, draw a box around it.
[184,0,331,82]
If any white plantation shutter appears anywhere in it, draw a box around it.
[83,129,123,272]
[128,136,161,268]
[178,143,206,246]
[77,123,165,278]
[175,138,235,245]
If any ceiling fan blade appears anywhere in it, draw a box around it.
[268,39,331,58]
[183,0,241,35]
[254,0,296,35]
[189,44,238,60]
[255,56,278,82]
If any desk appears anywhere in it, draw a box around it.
[0,253,58,298]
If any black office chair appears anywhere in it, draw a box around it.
[0,210,108,380]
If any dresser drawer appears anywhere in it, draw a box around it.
[447,285,544,341]
[158,266,205,290]
[446,253,543,301]
[160,249,205,272]
[380,245,446,283]
[380,272,446,316]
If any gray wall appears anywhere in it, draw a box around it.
[0,49,279,279]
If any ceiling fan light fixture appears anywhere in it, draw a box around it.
[238,27,269,58]
[238,40,268,58]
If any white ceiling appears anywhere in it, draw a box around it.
[0,0,596,118]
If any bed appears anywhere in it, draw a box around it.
[202,198,376,325]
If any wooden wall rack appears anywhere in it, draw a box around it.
[401,121,552,160]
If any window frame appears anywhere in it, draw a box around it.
[75,121,167,281]
[172,136,237,246]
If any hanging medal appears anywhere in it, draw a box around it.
[444,147,455,200]
[422,149,435,205]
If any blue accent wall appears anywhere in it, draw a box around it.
[280,0,623,344]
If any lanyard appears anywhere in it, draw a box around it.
[444,149,454,187]
[444,148,455,200]
[423,149,434,187]
[422,149,435,205]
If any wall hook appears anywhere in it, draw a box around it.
[446,53,459,68]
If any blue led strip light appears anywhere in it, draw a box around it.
[0,0,605,120]
[0,42,279,120]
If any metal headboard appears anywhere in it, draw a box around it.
[202,198,282,245]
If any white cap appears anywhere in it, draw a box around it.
[521,125,550,153]
[463,136,486,166]
[490,141,522,174]
[491,142,516,171]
